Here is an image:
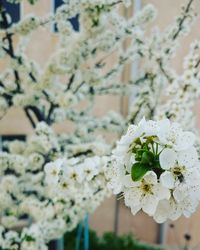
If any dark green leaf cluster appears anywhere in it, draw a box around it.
[64,228,164,250]
[131,138,163,181]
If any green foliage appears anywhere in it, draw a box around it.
[131,139,165,181]
[64,228,164,250]
[131,162,149,181]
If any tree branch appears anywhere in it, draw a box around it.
[66,74,75,91]
[172,0,195,40]
[24,108,36,128]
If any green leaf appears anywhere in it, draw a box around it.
[24,235,35,242]
[141,151,155,164]
[154,156,161,168]
[131,163,150,181]
[135,149,144,161]
[142,144,149,151]
[137,149,145,155]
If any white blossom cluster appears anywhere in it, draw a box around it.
[0,0,157,128]
[156,40,200,132]
[129,0,198,125]
[0,122,110,248]
[0,220,66,250]
[106,118,200,223]
[2,0,143,244]
[0,0,200,248]
[44,155,109,229]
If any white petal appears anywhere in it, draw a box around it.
[142,195,158,216]
[133,126,145,140]
[125,155,136,173]
[55,158,64,167]
[126,125,137,139]
[143,171,157,184]
[124,188,142,207]
[157,119,170,144]
[170,122,182,134]
[122,175,135,187]
[153,183,170,199]
[173,188,185,202]
[138,117,146,127]
[169,210,181,221]
[144,120,158,136]
[177,147,198,168]
[160,171,175,189]
[107,176,123,194]
[153,200,171,223]
[158,119,170,130]
[157,119,170,135]
[130,117,146,139]
[130,205,141,215]
[112,143,128,157]
[175,132,196,151]
[44,163,50,174]
[183,211,192,218]
[120,134,134,145]
[159,148,177,170]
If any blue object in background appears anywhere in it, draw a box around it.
[84,214,89,250]
[75,214,89,250]
[1,0,21,28]
[69,14,79,32]
[53,0,79,32]
[75,222,83,250]
[56,237,64,250]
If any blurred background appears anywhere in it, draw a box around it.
[0,0,200,249]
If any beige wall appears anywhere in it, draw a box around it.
[1,0,200,248]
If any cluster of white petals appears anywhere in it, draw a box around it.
[44,155,109,228]
[0,0,200,248]
[106,118,200,223]
[0,122,110,248]
[156,40,200,133]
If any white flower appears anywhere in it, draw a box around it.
[81,157,99,181]
[159,148,176,170]
[124,171,170,216]
[157,119,196,151]
[154,194,199,223]
[108,118,200,222]
[177,146,198,168]
[106,160,126,194]
[0,0,199,246]
[28,153,45,171]
[153,199,173,223]
[44,159,63,184]
[160,171,175,189]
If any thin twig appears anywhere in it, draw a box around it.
[195,57,200,68]
[24,108,36,128]
[172,0,195,40]
[66,74,75,90]
[73,81,85,94]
